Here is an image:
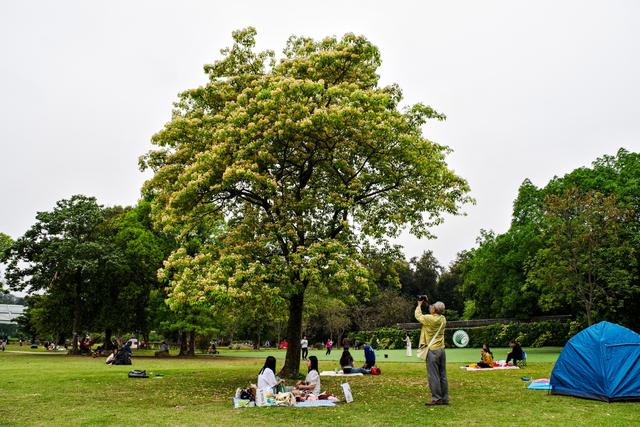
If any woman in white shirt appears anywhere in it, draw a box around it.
[257,356,280,391]
[295,355,321,396]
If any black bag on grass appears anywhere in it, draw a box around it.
[128,370,148,378]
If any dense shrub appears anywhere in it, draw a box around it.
[445,320,576,348]
[348,320,581,350]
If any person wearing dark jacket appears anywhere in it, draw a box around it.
[506,340,524,365]
[112,348,132,365]
[340,349,368,374]
[363,344,376,369]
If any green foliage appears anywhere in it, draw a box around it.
[462,300,476,320]
[0,232,12,253]
[400,250,441,298]
[447,320,575,348]
[0,232,12,292]
[527,188,636,325]
[4,196,110,350]
[98,201,174,337]
[462,225,543,319]
[140,28,471,375]
[460,149,640,329]
[4,197,174,348]
[433,252,467,315]
[347,289,414,333]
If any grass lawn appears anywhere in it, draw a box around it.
[214,346,564,363]
[1,348,638,426]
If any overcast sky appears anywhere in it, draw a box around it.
[1,0,639,268]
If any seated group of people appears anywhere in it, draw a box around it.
[79,337,94,354]
[339,343,376,374]
[255,343,378,403]
[474,340,525,368]
[106,341,133,365]
[43,341,63,351]
[257,355,329,402]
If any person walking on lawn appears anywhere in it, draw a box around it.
[301,336,309,360]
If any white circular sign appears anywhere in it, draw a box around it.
[452,330,469,348]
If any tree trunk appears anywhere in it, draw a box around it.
[104,329,114,350]
[71,291,80,354]
[255,318,261,350]
[280,292,304,378]
[188,330,196,356]
[178,331,188,356]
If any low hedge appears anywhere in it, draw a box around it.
[347,320,580,350]
[347,327,419,350]
[447,320,577,348]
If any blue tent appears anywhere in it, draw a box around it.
[550,321,640,402]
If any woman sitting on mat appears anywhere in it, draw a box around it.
[257,356,284,393]
[339,348,369,374]
[294,355,321,397]
[477,343,494,368]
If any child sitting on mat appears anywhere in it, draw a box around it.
[477,343,494,368]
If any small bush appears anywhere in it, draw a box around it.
[378,338,393,350]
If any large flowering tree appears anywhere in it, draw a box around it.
[140,28,471,376]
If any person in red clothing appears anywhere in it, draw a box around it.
[325,338,333,355]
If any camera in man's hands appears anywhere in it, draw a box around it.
[418,295,429,303]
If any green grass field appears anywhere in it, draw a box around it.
[1,347,638,426]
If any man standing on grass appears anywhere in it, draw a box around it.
[301,336,309,360]
[415,300,448,405]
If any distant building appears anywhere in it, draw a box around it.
[0,304,25,337]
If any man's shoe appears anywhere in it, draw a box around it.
[425,400,439,406]
[436,400,449,405]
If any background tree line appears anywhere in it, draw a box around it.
[0,195,453,350]
[2,149,637,354]
[457,148,639,330]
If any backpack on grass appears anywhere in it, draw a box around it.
[128,370,148,378]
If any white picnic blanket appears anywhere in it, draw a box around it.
[320,370,364,377]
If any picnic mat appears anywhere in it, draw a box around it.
[320,370,364,377]
[528,378,552,390]
[462,365,520,371]
[294,400,337,407]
